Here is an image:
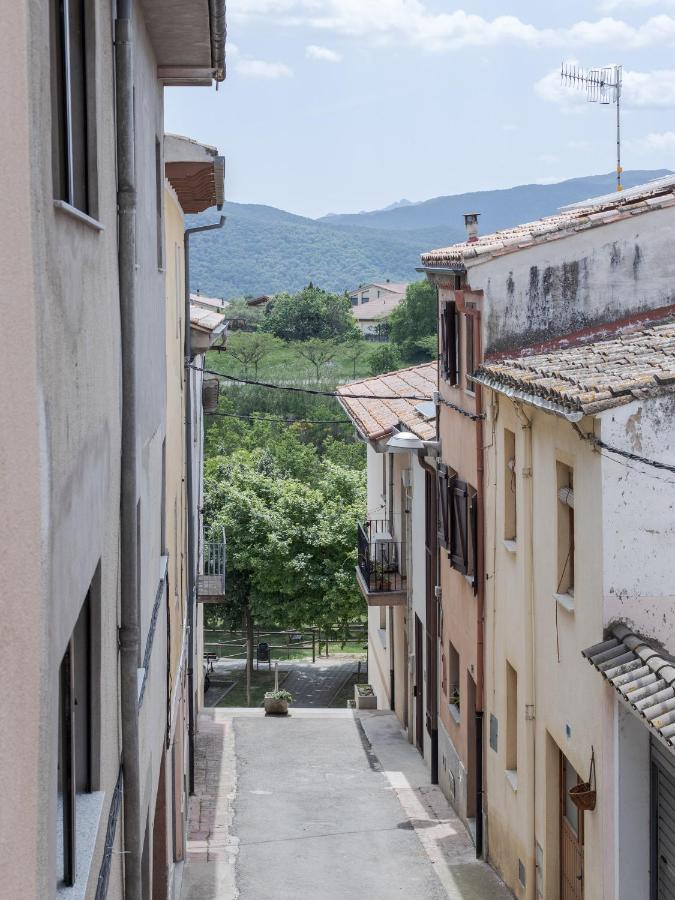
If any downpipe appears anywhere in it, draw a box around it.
[184,217,225,795]
[115,2,142,896]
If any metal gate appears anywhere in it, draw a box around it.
[651,738,675,900]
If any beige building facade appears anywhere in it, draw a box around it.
[0,2,224,897]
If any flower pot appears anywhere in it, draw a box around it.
[264,696,289,716]
[569,783,596,811]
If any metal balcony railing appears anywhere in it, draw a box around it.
[197,527,226,602]
[356,520,404,594]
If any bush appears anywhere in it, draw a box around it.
[367,343,402,376]
[263,285,359,342]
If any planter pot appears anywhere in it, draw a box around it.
[354,685,377,710]
[264,697,289,716]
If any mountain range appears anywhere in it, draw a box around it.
[187,170,671,299]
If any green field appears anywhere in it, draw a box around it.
[207,334,385,386]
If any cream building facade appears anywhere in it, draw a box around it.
[0,2,225,897]
[420,174,675,894]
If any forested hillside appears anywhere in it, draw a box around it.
[188,170,671,299]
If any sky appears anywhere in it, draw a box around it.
[164,0,675,218]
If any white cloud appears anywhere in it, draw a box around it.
[536,65,675,109]
[599,0,675,11]
[232,1,675,51]
[306,44,342,62]
[630,130,675,151]
[235,59,293,78]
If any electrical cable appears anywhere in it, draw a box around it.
[194,364,433,402]
[206,410,353,426]
[571,422,675,478]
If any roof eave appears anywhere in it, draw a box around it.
[471,372,584,422]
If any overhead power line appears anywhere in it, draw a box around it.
[206,410,353,426]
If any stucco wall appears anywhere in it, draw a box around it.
[600,393,675,650]
[463,206,675,356]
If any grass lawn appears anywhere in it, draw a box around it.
[206,334,386,386]
[214,668,289,708]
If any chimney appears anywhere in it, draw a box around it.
[464,212,480,243]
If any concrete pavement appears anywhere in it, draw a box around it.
[181,709,512,900]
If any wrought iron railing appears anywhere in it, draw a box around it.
[356,520,404,593]
[198,527,226,600]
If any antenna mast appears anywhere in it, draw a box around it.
[560,63,623,191]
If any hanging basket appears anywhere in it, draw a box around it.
[569,747,596,811]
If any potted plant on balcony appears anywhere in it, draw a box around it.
[264,662,293,715]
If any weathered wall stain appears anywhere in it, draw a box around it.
[625,406,643,454]
[633,244,642,281]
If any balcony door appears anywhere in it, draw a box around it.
[560,752,584,900]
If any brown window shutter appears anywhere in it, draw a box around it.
[468,488,478,593]
[437,464,449,549]
[450,479,468,574]
[447,302,458,386]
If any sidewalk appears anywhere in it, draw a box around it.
[181,708,512,900]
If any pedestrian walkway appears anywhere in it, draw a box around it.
[181,708,512,900]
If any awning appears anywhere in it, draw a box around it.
[583,623,675,753]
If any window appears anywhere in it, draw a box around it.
[437,464,450,549]
[438,468,478,587]
[156,137,163,268]
[464,313,475,389]
[361,294,370,303]
[448,642,460,717]
[440,301,459,385]
[506,661,518,774]
[504,429,517,542]
[51,0,92,213]
[556,462,575,596]
[57,594,93,887]
[350,296,358,306]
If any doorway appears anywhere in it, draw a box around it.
[560,752,584,900]
[414,615,423,755]
[651,737,675,899]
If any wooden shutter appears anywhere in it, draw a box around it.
[450,479,468,574]
[440,304,448,380]
[447,301,458,386]
[437,464,449,549]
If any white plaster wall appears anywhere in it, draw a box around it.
[465,206,675,355]
[616,702,650,900]
[600,394,675,650]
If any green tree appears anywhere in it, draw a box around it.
[226,332,280,378]
[368,343,401,376]
[388,279,438,360]
[263,285,358,342]
[223,297,265,331]
[341,334,368,378]
[293,338,339,380]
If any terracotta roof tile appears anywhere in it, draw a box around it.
[474,320,675,415]
[337,362,437,441]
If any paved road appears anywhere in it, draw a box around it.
[181,710,512,900]
[209,657,361,707]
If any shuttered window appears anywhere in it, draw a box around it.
[447,478,478,590]
[437,463,450,549]
[440,301,459,385]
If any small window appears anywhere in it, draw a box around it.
[448,642,460,713]
[464,313,475,389]
[449,479,478,587]
[506,661,518,773]
[361,295,370,304]
[440,301,459,385]
[51,0,92,213]
[556,462,575,595]
[57,593,93,887]
[504,429,517,542]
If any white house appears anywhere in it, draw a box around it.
[348,281,409,338]
[338,362,438,763]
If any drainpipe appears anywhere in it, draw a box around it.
[514,400,536,896]
[184,217,225,794]
[115,2,142,897]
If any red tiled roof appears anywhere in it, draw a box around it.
[337,362,437,441]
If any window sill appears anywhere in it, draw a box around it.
[56,791,105,898]
[554,592,575,614]
[448,702,461,724]
[54,200,104,232]
[503,539,517,555]
[505,769,518,793]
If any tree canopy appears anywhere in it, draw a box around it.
[388,279,438,360]
[203,445,366,631]
[367,343,401,376]
[263,285,359,342]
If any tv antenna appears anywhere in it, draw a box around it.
[560,63,623,191]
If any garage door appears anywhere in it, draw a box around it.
[651,738,675,899]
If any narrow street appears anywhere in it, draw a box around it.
[181,709,511,900]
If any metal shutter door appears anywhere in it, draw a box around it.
[652,738,675,899]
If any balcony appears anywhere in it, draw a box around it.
[355,520,406,607]
[198,528,226,603]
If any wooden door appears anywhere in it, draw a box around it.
[415,615,423,754]
[560,753,584,900]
